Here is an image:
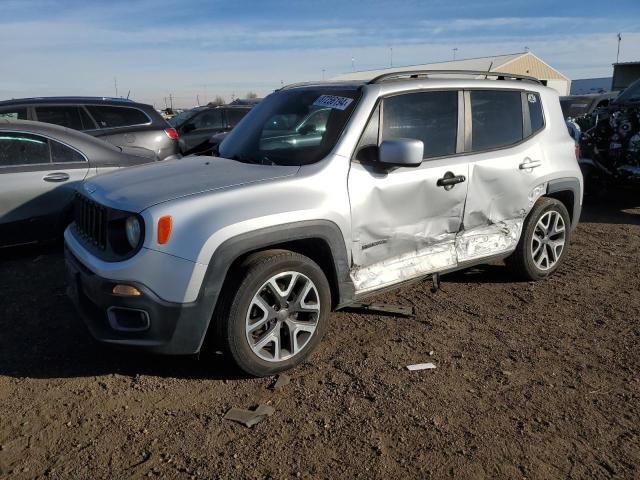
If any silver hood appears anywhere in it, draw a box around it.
[83,156,299,212]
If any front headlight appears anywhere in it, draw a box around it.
[125,216,142,248]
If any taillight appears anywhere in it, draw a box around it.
[575,143,580,161]
[164,128,179,140]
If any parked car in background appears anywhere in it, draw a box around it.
[169,103,256,154]
[573,78,640,191]
[65,71,582,377]
[560,92,618,122]
[0,97,180,160]
[0,119,161,248]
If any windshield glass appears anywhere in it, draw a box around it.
[614,79,640,104]
[219,88,360,166]
[169,108,202,127]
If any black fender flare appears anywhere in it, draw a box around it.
[192,220,354,351]
[546,177,582,230]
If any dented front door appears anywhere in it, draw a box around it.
[348,158,469,293]
[348,90,469,293]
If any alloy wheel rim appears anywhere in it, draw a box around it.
[245,271,320,362]
[531,210,566,271]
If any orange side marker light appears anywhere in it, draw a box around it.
[157,216,173,244]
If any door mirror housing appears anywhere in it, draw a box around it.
[378,139,424,167]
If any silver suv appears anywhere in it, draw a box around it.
[64,71,582,376]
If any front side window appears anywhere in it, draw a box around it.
[169,108,201,128]
[470,90,523,151]
[0,132,51,167]
[219,88,360,166]
[382,91,458,159]
[35,106,89,130]
[192,110,224,130]
[86,106,149,129]
[0,107,28,120]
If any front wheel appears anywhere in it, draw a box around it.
[507,197,571,281]
[215,250,331,377]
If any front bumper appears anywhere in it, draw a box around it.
[65,247,214,354]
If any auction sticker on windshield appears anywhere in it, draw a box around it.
[313,95,353,110]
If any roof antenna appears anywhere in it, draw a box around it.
[126,89,131,99]
[485,61,494,79]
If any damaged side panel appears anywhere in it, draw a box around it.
[347,159,468,294]
[348,142,548,295]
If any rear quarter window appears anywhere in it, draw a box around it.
[51,141,86,163]
[527,92,545,133]
[86,106,150,129]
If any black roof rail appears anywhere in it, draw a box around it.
[367,70,543,85]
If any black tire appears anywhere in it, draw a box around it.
[507,197,571,281]
[214,249,331,377]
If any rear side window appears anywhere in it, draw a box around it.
[51,141,86,163]
[227,109,248,127]
[0,107,28,120]
[0,132,51,166]
[35,106,93,130]
[527,92,544,133]
[86,106,149,128]
[382,91,458,159]
[470,90,523,151]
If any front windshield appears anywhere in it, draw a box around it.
[614,79,640,104]
[219,88,360,166]
[169,108,201,127]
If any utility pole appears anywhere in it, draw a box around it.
[197,94,200,106]
[351,57,355,71]
[114,77,118,97]
[169,93,173,110]
[390,47,393,67]
[616,33,622,63]
[452,48,458,60]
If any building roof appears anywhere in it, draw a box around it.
[333,51,569,82]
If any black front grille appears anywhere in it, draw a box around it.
[74,193,107,250]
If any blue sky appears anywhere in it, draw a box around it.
[2,0,639,107]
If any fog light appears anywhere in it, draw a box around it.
[112,284,141,296]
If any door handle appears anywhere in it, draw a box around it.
[437,172,466,191]
[519,158,542,170]
[43,172,70,182]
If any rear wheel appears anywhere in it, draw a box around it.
[508,197,571,281]
[215,250,331,377]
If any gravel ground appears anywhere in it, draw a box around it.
[0,195,639,479]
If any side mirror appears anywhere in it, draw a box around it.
[379,138,424,167]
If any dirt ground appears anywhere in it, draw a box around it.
[0,194,639,479]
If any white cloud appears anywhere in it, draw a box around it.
[0,14,638,106]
